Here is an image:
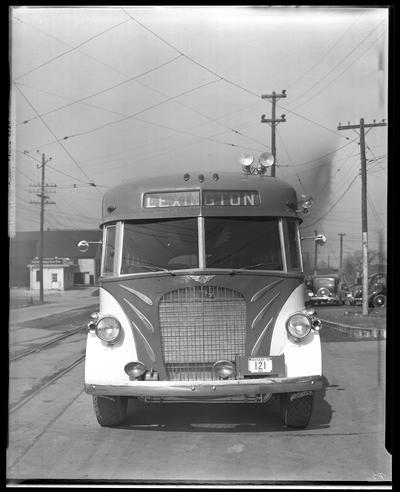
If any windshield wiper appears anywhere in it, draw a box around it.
[238,263,265,270]
[139,264,176,276]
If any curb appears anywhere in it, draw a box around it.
[320,318,386,340]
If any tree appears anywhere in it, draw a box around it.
[343,249,386,284]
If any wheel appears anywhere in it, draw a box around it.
[92,395,128,427]
[280,391,314,428]
[372,294,386,308]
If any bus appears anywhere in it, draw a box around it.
[79,153,324,429]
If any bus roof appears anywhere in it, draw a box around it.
[101,171,301,225]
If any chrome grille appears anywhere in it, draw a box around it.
[159,286,246,381]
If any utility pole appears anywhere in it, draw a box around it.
[338,233,346,280]
[261,90,287,177]
[29,153,56,303]
[337,118,386,315]
[314,229,318,275]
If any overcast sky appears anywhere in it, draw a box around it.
[9,6,388,267]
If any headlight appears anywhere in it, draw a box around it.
[307,291,314,296]
[286,313,312,340]
[95,316,121,343]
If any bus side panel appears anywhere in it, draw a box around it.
[270,283,322,378]
[85,287,139,386]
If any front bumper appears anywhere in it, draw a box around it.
[85,375,323,398]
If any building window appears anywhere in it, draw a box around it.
[36,270,41,282]
[52,273,58,282]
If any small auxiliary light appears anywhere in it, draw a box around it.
[183,173,190,181]
[299,194,314,211]
[212,360,236,379]
[198,174,205,182]
[124,361,146,379]
[212,173,219,181]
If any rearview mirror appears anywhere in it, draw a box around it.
[315,234,327,246]
[77,240,89,253]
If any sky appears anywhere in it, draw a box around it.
[9,6,388,268]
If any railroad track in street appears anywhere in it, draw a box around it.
[9,352,86,414]
[10,326,86,362]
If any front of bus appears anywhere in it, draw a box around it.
[85,163,323,427]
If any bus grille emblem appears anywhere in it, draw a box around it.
[188,275,216,284]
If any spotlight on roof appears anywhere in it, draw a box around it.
[239,153,255,174]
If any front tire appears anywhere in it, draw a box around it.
[93,395,128,427]
[280,391,314,428]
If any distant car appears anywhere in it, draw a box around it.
[306,274,349,306]
[347,273,386,307]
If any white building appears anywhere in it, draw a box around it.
[28,257,78,291]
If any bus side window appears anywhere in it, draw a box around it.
[102,225,116,276]
[285,219,301,271]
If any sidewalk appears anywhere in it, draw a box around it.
[9,287,99,325]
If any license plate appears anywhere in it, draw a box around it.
[248,357,273,373]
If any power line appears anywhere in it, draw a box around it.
[13,15,136,79]
[15,54,183,126]
[292,29,388,110]
[17,149,97,186]
[121,8,260,99]
[288,19,386,108]
[285,13,363,90]
[13,84,103,197]
[12,17,132,81]
[37,78,221,144]
[302,173,360,229]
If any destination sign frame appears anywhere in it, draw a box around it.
[143,190,260,208]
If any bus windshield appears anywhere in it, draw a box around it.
[113,216,288,275]
[121,218,198,274]
[205,217,283,271]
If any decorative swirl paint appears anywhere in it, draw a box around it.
[119,284,153,305]
[251,279,284,303]
[251,292,281,329]
[130,320,155,362]
[251,318,274,356]
[123,297,154,333]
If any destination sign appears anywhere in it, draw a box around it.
[143,190,260,208]
[144,191,200,208]
[203,190,260,207]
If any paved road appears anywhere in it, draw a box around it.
[7,307,391,485]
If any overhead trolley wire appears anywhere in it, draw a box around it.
[15,54,183,126]
[121,8,260,99]
[122,8,360,146]
[13,83,103,197]
[12,17,132,81]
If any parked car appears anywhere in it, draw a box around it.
[347,273,386,307]
[305,274,349,306]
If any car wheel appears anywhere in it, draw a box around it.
[373,294,386,308]
[93,395,128,427]
[279,391,314,428]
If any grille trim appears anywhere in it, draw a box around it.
[159,286,246,381]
